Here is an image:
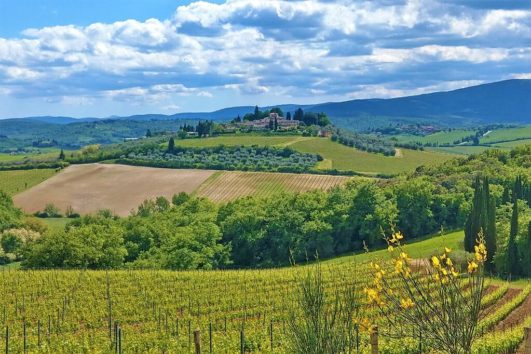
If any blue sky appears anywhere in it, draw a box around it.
[0,0,530,118]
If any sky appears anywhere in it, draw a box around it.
[0,0,530,118]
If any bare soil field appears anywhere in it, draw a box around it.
[195,171,351,202]
[14,164,215,216]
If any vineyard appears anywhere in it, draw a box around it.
[195,171,351,202]
[0,250,529,353]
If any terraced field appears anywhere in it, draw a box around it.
[195,171,351,202]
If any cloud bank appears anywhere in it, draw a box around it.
[0,0,530,116]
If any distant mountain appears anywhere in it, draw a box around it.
[2,80,530,129]
[304,79,531,129]
[21,116,99,124]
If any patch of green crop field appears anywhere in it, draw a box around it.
[427,145,497,155]
[174,135,302,148]
[492,138,531,148]
[0,169,58,196]
[290,138,457,174]
[480,125,531,144]
[391,130,475,145]
[0,149,61,163]
[41,217,72,233]
[325,230,464,265]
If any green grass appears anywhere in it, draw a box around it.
[168,135,458,175]
[291,138,457,174]
[0,149,61,163]
[480,126,531,144]
[325,230,464,265]
[428,145,496,155]
[392,130,474,145]
[42,217,72,233]
[0,169,58,196]
[174,135,304,147]
[492,138,531,148]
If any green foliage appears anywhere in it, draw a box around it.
[332,127,396,156]
[0,191,23,231]
[119,145,321,173]
[286,264,362,354]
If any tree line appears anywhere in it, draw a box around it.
[1,145,529,272]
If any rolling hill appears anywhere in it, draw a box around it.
[2,80,530,129]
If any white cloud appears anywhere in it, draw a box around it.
[0,0,530,111]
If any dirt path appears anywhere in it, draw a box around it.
[395,148,404,158]
[495,292,531,331]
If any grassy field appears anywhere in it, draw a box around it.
[480,126,531,144]
[391,129,474,145]
[0,169,58,196]
[492,138,531,148]
[195,171,351,202]
[41,217,72,233]
[428,145,495,155]
[171,135,458,174]
[291,138,457,174]
[0,148,61,163]
[174,135,308,148]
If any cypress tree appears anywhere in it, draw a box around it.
[167,137,175,153]
[58,149,65,160]
[484,177,497,272]
[465,176,484,252]
[506,195,520,277]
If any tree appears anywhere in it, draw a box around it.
[294,108,304,121]
[483,177,497,272]
[522,222,531,277]
[146,129,152,138]
[506,195,520,277]
[167,137,175,153]
[172,192,190,206]
[395,179,435,238]
[59,149,65,160]
[270,107,284,117]
[286,112,292,120]
[465,176,488,252]
[254,105,260,120]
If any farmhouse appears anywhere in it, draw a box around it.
[241,112,299,130]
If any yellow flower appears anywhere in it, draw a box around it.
[467,261,478,273]
[400,252,410,261]
[474,243,487,262]
[400,297,414,309]
[445,247,452,253]
[431,256,441,268]
[389,231,404,244]
[441,268,448,276]
[445,258,453,266]
[451,268,459,277]
[387,245,394,252]
[395,259,404,273]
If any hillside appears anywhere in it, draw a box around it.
[1,230,529,353]
[13,164,351,215]
[2,80,530,130]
